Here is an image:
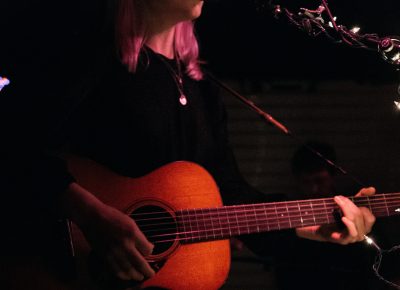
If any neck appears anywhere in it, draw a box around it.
[143,3,180,59]
[145,27,176,59]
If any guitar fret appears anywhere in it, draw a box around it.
[297,202,304,226]
[225,207,232,237]
[201,208,210,240]
[322,200,330,224]
[285,203,292,228]
[274,203,280,230]
[299,201,316,226]
[194,209,201,241]
[262,204,270,232]
[177,210,188,243]
[264,203,279,231]
[367,196,372,212]
[311,201,327,224]
[186,209,194,242]
[216,208,224,238]
[200,208,208,240]
[205,208,215,239]
[309,202,316,225]
[243,205,250,234]
[234,207,241,235]
[210,209,216,239]
[287,202,302,228]
[383,195,390,216]
[276,204,291,229]
[208,208,217,240]
[253,205,260,233]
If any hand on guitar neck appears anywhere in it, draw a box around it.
[296,187,376,244]
[62,182,156,282]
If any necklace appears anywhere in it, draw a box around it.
[156,54,188,106]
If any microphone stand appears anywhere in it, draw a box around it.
[206,71,366,188]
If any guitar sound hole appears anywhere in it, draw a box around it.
[131,205,177,256]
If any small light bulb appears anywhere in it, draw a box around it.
[364,235,381,251]
[379,37,400,66]
[394,101,400,110]
[365,236,373,244]
[392,53,400,62]
[351,26,361,34]
[274,5,281,15]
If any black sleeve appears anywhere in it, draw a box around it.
[0,82,76,217]
[0,0,108,217]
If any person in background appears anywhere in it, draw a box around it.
[272,141,379,290]
[291,141,337,198]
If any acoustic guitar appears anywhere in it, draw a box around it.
[5,156,400,289]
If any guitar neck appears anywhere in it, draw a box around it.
[176,193,400,243]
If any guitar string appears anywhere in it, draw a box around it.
[135,195,400,218]
[128,193,400,218]
[134,214,360,245]
[133,202,399,229]
[130,202,400,234]
[145,214,387,245]
[143,219,338,244]
[129,198,400,224]
[140,207,395,238]
[131,204,400,244]
[134,212,397,238]
[133,204,400,240]
[129,201,400,227]
[137,211,393,238]
[135,207,396,236]
[142,205,400,244]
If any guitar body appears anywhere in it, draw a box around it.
[67,157,231,290]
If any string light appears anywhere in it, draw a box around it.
[350,26,361,34]
[361,235,400,289]
[364,235,381,251]
[255,0,400,109]
[256,0,400,67]
[373,244,400,290]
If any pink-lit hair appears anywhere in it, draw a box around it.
[115,0,203,80]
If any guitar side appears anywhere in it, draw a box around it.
[67,157,231,290]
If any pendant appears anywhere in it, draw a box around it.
[179,94,188,106]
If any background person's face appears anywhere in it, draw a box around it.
[297,169,335,198]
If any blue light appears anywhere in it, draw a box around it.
[0,77,10,92]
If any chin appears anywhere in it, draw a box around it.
[191,1,204,19]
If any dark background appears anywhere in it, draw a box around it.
[1,0,400,81]
[197,0,400,81]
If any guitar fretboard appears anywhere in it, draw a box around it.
[176,193,400,243]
